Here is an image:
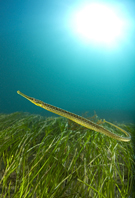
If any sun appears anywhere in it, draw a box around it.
[70,3,127,47]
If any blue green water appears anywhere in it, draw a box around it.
[0,0,135,123]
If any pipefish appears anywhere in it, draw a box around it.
[17,90,131,142]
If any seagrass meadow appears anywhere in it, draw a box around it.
[0,112,135,198]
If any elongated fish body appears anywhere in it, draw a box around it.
[17,90,131,142]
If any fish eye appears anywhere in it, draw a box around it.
[29,97,36,102]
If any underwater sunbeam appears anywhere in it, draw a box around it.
[69,2,131,47]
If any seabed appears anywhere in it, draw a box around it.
[0,112,135,198]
